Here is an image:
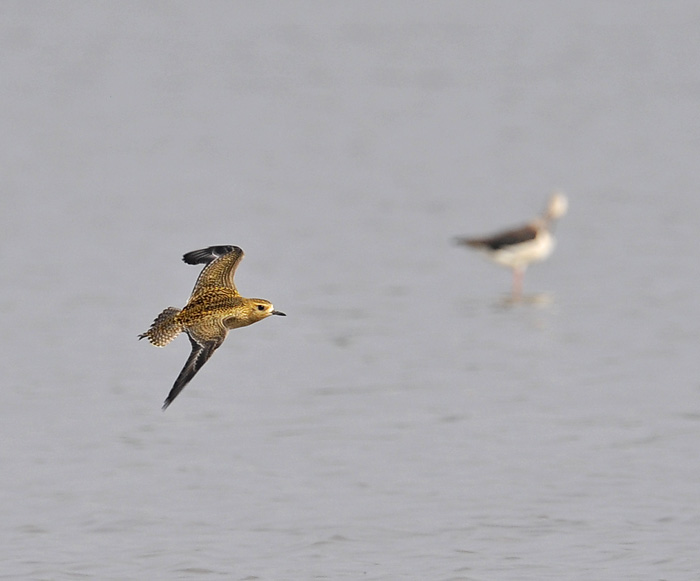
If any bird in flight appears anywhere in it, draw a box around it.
[139,245,285,410]
[454,192,568,298]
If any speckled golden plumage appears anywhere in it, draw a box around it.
[139,245,285,410]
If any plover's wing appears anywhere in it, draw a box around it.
[162,329,225,410]
[183,245,244,297]
[456,224,538,251]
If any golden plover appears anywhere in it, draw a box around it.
[454,192,568,298]
[139,245,285,410]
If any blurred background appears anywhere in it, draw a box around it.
[1,2,699,579]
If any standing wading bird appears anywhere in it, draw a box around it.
[454,192,568,298]
[139,245,285,410]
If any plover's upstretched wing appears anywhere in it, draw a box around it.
[162,327,226,410]
[456,224,538,251]
[183,245,244,297]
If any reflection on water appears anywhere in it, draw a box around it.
[495,292,555,309]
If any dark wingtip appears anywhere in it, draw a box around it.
[162,399,172,411]
[182,245,238,265]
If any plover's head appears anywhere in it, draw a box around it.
[250,299,286,320]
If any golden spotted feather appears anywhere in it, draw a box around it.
[139,245,285,410]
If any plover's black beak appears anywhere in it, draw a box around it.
[272,310,286,316]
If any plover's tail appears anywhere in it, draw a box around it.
[139,307,183,347]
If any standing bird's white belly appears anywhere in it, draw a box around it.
[488,230,554,270]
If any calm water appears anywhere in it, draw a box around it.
[2,2,700,579]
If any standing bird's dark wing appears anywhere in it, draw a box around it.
[455,224,538,251]
[183,245,244,297]
[162,333,224,410]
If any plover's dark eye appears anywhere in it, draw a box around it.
[257,304,266,311]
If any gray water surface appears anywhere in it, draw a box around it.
[2,2,700,579]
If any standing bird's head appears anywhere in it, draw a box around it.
[544,191,568,222]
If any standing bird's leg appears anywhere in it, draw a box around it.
[512,267,524,299]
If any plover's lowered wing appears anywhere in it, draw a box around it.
[162,328,226,410]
